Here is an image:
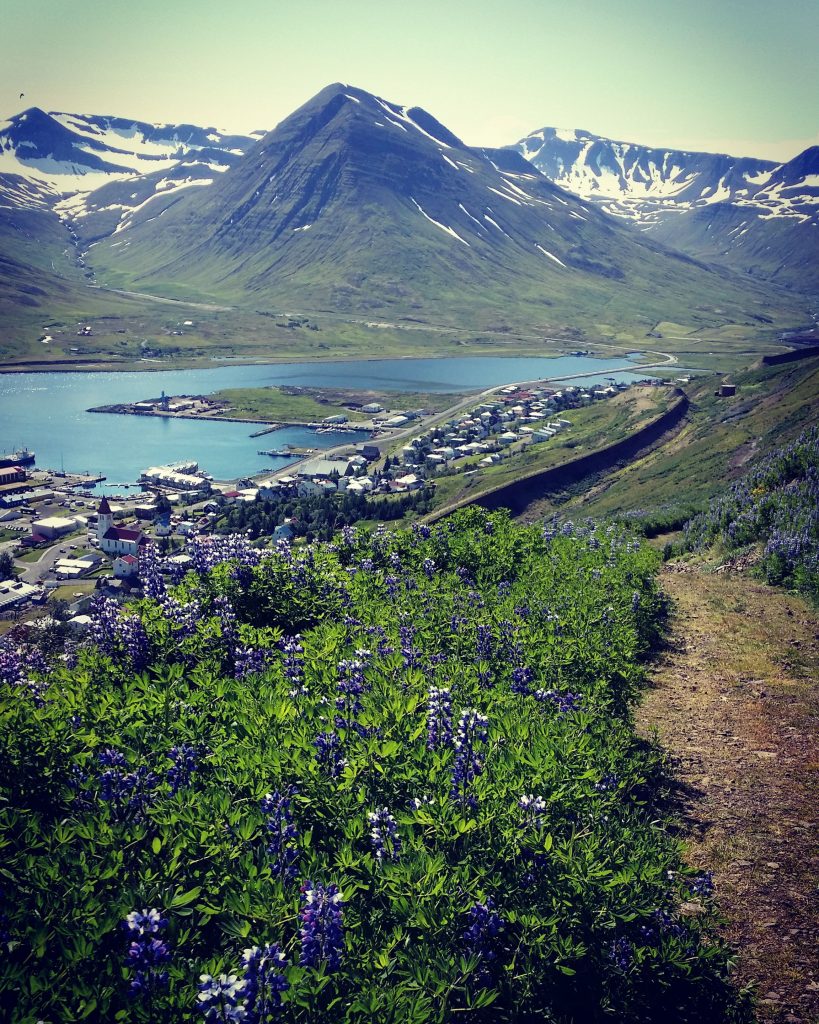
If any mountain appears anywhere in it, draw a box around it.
[513,128,819,290]
[0,107,260,223]
[83,83,795,333]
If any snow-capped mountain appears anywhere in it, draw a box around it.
[0,107,261,215]
[513,128,819,288]
[85,84,785,329]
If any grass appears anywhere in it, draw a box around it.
[426,387,675,514]
[548,355,819,526]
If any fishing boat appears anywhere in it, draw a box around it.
[0,448,35,469]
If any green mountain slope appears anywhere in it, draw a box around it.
[89,84,805,336]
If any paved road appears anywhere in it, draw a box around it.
[14,542,75,585]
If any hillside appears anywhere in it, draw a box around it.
[85,84,802,335]
[512,128,819,291]
[540,354,819,526]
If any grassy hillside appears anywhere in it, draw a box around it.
[546,355,819,526]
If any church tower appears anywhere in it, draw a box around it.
[97,495,113,542]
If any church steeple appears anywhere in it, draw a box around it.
[97,495,113,541]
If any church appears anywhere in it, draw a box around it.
[96,496,147,559]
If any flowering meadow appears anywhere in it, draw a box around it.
[678,425,819,603]
[1,510,743,1022]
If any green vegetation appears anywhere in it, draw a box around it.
[673,426,819,603]
[0,511,746,1022]
[554,356,819,528]
[218,488,435,541]
[427,387,675,515]
[212,386,462,425]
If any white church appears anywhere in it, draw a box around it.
[96,496,147,559]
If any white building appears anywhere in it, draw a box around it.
[97,496,146,558]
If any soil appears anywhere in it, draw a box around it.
[638,566,819,1022]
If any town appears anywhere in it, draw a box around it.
[0,373,671,633]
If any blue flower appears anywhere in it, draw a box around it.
[299,881,345,972]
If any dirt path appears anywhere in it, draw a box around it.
[638,566,819,1023]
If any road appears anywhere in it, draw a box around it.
[246,352,678,486]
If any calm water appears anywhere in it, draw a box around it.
[0,355,648,484]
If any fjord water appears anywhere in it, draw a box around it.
[0,355,647,483]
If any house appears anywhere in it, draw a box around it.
[274,521,294,541]
[96,496,146,557]
[113,555,139,578]
[360,404,383,415]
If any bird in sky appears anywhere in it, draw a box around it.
[19,92,24,99]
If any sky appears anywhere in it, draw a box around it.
[3,0,817,161]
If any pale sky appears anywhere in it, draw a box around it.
[3,0,817,161]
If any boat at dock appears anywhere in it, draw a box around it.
[0,448,35,469]
[258,448,299,458]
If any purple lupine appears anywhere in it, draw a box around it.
[241,944,289,1022]
[313,731,346,778]
[299,881,345,972]
[89,594,121,657]
[594,772,619,793]
[281,635,306,696]
[518,794,546,828]
[167,743,200,794]
[197,973,247,1022]
[367,807,401,863]
[687,871,714,898]
[450,709,489,807]
[510,665,533,695]
[160,595,201,638]
[118,613,151,671]
[608,936,634,971]
[462,898,504,984]
[123,908,171,997]
[422,557,436,579]
[234,645,272,680]
[475,625,493,661]
[261,788,300,881]
[399,623,421,670]
[100,753,158,820]
[335,654,369,733]
[139,543,167,600]
[427,686,453,750]
[534,689,583,714]
[213,596,238,649]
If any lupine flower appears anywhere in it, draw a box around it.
[197,973,247,1021]
[510,665,533,695]
[261,788,300,881]
[594,772,619,792]
[234,646,272,680]
[167,743,200,794]
[123,908,170,997]
[313,732,346,778]
[100,756,159,820]
[367,807,401,863]
[335,655,369,733]
[242,944,289,1022]
[399,623,421,670]
[281,635,306,696]
[687,871,714,898]
[299,882,345,972]
[451,709,489,807]
[462,898,504,984]
[534,689,583,714]
[608,936,634,971]
[518,794,547,828]
[422,557,436,579]
[427,686,453,750]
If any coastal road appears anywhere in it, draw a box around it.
[247,352,678,486]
